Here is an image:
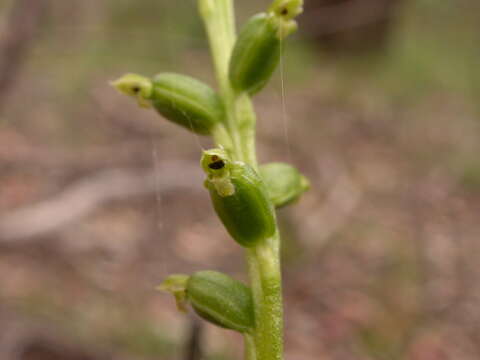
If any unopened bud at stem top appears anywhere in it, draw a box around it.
[228,0,303,95]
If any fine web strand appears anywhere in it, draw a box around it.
[156,1,174,279]
[151,139,167,276]
[153,2,203,279]
[151,2,207,277]
[164,2,205,153]
[178,107,206,152]
[279,36,293,163]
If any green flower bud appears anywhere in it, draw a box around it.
[229,13,280,95]
[260,162,310,208]
[228,1,303,95]
[158,271,255,333]
[201,149,276,247]
[187,271,255,333]
[111,73,153,108]
[112,73,224,135]
[269,0,304,20]
[157,274,190,312]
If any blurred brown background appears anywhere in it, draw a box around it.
[1,0,479,359]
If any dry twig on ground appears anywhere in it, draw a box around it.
[0,162,201,243]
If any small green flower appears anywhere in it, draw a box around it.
[228,0,303,95]
[260,162,310,208]
[159,271,255,333]
[202,149,276,247]
[269,0,304,20]
[112,73,224,135]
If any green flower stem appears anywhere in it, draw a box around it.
[199,1,284,359]
[198,0,235,94]
[246,234,283,360]
[212,123,234,154]
[235,93,258,167]
[244,334,257,360]
[198,0,242,161]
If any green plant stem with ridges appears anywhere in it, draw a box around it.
[198,1,283,359]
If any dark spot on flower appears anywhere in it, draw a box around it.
[280,8,288,15]
[132,86,141,93]
[209,160,225,170]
